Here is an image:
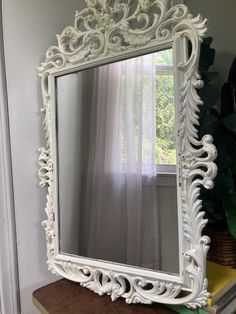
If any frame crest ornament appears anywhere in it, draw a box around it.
[38,0,217,308]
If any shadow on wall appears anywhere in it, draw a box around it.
[185,0,236,89]
[214,52,236,89]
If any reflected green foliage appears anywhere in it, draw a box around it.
[155,73,176,165]
[155,48,176,165]
[155,49,173,66]
[119,49,176,166]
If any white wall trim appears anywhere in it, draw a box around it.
[0,3,20,314]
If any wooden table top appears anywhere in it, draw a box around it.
[33,279,177,314]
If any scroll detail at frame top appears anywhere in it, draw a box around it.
[38,0,207,75]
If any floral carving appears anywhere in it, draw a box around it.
[38,0,217,308]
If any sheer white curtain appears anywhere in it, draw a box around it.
[81,54,160,270]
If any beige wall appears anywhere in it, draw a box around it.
[185,0,236,89]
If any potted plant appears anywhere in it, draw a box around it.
[197,37,236,266]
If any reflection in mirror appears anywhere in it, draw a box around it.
[56,49,179,274]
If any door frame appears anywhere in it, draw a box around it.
[0,3,20,313]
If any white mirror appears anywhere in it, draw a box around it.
[38,0,217,308]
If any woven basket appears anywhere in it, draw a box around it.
[206,227,236,268]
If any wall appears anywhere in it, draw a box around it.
[2,0,86,313]
[185,0,236,89]
[0,3,19,313]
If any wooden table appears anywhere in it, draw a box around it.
[33,279,177,314]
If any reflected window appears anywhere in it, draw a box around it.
[119,49,176,174]
[155,49,176,173]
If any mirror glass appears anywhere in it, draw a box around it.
[56,49,179,274]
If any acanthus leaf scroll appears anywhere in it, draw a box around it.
[38,0,217,308]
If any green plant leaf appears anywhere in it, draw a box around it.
[213,127,236,174]
[199,37,216,72]
[198,112,222,138]
[198,84,220,110]
[204,37,214,46]
[216,174,236,239]
[201,188,225,225]
[223,113,236,135]
[221,82,235,117]
[197,36,236,238]
[201,72,219,84]
[232,164,236,175]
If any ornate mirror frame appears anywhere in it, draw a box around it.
[38,0,217,308]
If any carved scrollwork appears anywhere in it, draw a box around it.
[49,259,183,305]
[38,0,217,309]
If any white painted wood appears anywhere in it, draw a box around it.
[38,0,217,309]
[0,4,20,313]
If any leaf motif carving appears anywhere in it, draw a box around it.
[38,0,217,308]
